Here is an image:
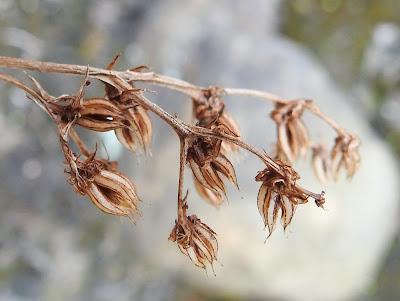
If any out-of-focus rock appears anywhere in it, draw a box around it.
[132,1,400,301]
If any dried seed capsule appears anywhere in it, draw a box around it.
[75,98,126,132]
[169,200,218,271]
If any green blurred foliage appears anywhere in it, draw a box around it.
[282,0,400,87]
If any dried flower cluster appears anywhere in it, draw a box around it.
[0,55,360,272]
[271,99,310,162]
[256,159,309,238]
[187,122,239,206]
[63,142,141,221]
[169,193,219,271]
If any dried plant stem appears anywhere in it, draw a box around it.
[177,138,189,217]
[0,56,342,134]
[0,56,203,99]
[133,93,190,137]
[70,129,91,157]
[225,88,345,135]
[224,88,287,104]
[304,102,345,135]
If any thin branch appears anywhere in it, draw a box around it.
[305,101,346,135]
[0,56,346,136]
[70,128,90,157]
[177,137,189,219]
[224,88,287,104]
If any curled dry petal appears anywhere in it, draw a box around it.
[271,100,310,162]
[331,132,360,179]
[169,200,218,270]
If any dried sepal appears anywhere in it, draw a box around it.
[62,140,141,222]
[331,131,360,179]
[255,159,309,238]
[124,105,152,151]
[114,125,138,155]
[271,99,310,162]
[104,54,127,102]
[312,142,331,184]
[25,73,53,102]
[193,176,224,206]
[169,195,218,270]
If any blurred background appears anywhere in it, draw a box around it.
[0,0,399,300]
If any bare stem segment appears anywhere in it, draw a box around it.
[0,56,344,134]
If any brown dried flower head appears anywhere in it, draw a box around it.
[331,131,360,179]
[255,159,309,238]
[271,99,310,163]
[118,90,153,153]
[62,141,141,222]
[169,195,218,270]
[26,70,123,139]
[187,124,239,205]
[193,86,241,154]
[103,56,153,155]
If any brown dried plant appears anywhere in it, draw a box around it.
[0,55,360,272]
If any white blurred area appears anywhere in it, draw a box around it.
[0,1,399,300]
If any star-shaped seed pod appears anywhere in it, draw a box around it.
[169,195,218,270]
[187,125,239,204]
[193,86,241,154]
[102,56,153,155]
[255,160,309,238]
[331,131,360,179]
[62,141,142,222]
